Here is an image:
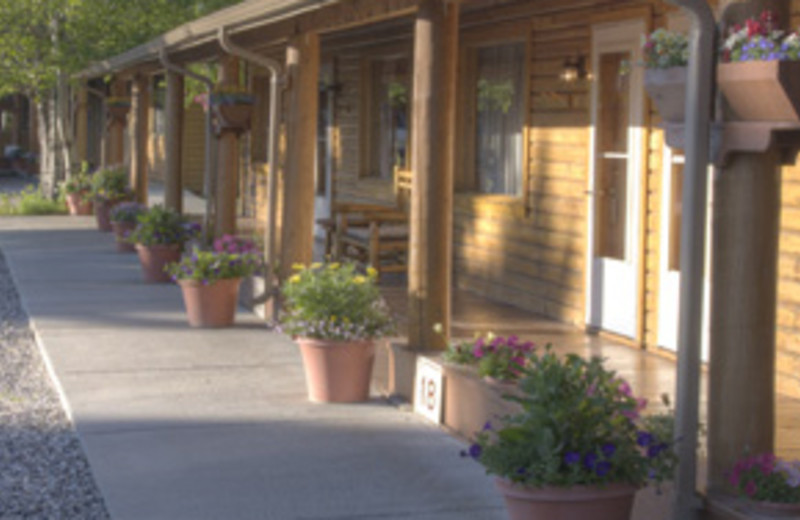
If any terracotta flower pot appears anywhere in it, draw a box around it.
[135,243,182,283]
[66,192,93,216]
[718,61,800,121]
[644,67,687,124]
[741,500,800,517]
[296,338,376,403]
[495,479,637,520]
[111,221,136,253]
[178,278,242,328]
[94,199,118,232]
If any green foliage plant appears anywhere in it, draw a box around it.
[166,248,261,284]
[0,185,66,216]
[109,202,146,224]
[127,205,199,246]
[62,163,93,199]
[729,454,800,503]
[441,329,535,382]
[467,346,677,489]
[91,166,131,202]
[642,29,689,69]
[281,262,394,341]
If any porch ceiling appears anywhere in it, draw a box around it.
[78,0,341,78]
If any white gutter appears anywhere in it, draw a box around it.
[158,49,219,243]
[218,26,285,322]
[667,1,716,519]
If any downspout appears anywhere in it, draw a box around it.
[158,48,218,245]
[218,26,285,322]
[666,1,716,520]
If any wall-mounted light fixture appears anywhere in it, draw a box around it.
[560,56,589,83]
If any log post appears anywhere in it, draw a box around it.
[216,56,240,236]
[407,0,459,350]
[707,0,789,494]
[129,74,150,204]
[165,71,184,213]
[279,32,320,279]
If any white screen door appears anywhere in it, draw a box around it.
[587,20,646,338]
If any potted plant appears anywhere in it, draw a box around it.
[718,10,800,121]
[464,346,676,520]
[109,202,146,253]
[211,85,254,134]
[641,28,689,124]
[442,331,535,386]
[127,205,199,283]
[91,166,132,231]
[281,262,394,403]
[62,166,93,216]
[727,453,800,516]
[166,238,261,328]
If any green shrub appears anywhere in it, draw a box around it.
[0,185,67,216]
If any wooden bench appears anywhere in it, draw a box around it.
[321,168,412,277]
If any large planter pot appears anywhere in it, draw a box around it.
[66,192,93,216]
[718,61,800,121]
[296,338,376,403]
[644,67,687,123]
[741,500,800,517]
[177,278,242,328]
[495,479,638,520]
[135,243,181,283]
[110,221,136,253]
[94,199,117,232]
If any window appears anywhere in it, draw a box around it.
[364,56,410,179]
[472,42,525,195]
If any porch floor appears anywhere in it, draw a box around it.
[377,276,800,460]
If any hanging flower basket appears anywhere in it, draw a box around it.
[718,60,800,122]
[644,66,687,124]
[211,91,255,134]
[106,97,131,124]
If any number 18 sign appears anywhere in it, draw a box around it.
[413,357,444,424]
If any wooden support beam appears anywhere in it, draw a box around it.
[279,32,320,279]
[706,0,789,495]
[129,74,150,204]
[216,56,240,236]
[407,0,459,350]
[165,71,184,213]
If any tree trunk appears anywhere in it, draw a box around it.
[55,72,74,178]
[36,97,56,198]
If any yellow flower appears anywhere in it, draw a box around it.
[353,276,366,284]
[311,262,322,269]
[366,267,378,278]
[328,262,340,270]
[289,274,301,283]
[330,315,337,322]
[291,263,305,271]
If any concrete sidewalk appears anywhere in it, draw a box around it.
[0,217,505,520]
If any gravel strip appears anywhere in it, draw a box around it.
[0,251,110,519]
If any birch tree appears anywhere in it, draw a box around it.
[0,0,240,197]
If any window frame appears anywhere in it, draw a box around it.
[456,22,532,206]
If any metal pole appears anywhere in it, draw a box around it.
[158,48,218,245]
[218,26,286,322]
[666,1,716,519]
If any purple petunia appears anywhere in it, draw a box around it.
[564,451,581,465]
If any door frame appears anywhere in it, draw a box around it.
[585,18,647,339]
